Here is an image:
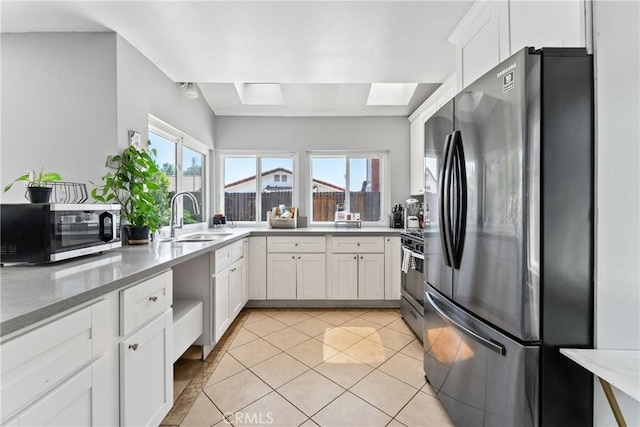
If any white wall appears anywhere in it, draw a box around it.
[1,33,118,203]
[594,1,640,425]
[215,116,410,220]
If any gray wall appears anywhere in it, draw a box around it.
[214,116,410,220]
[1,33,118,203]
[593,1,640,425]
[1,32,216,207]
[115,36,215,151]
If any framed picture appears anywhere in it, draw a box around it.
[128,130,142,149]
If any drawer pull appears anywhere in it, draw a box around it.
[360,256,363,259]
[353,256,357,259]
[292,256,295,259]
[298,256,301,259]
[149,296,158,302]
[357,243,360,246]
[129,343,139,351]
[295,243,298,246]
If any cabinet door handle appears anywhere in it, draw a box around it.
[295,243,299,246]
[387,238,390,242]
[353,256,357,259]
[360,256,364,259]
[291,256,295,259]
[149,296,158,302]
[357,243,360,246]
[129,343,139,351]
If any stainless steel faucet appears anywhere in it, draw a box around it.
[169,191,201,238]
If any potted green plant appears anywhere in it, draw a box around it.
[3,168,63,203]
[92,142,167,244]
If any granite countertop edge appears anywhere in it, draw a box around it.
[1,227,401,338]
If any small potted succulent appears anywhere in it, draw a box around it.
[3,168,63,203]
[92,141,168,244]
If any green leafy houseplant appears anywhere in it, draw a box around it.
[3,168,62,203]
[92,142,167,243]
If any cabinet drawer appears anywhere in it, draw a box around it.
[267,236,326,253]
[331,236,384,253]
[120,270,172,336]
[215,240,243,273]
[0,300,106,422]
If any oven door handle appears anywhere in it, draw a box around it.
[402,247,424,260]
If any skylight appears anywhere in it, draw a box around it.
[366,83,418,106]
[234,83,283,105]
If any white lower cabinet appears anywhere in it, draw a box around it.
[120,310,173,427]
[330,253,384,300]
[214,258,245,343]
[229,260,244,319]
[214,266,231,342]
[331,254,359,300]
[358,254,385,299]
[0,300,109,426]
[267,253,326,299]
[11,359,107,427]
[248,236,267,299]
[266,254,299,299]
[384,236,401,300]
[296,253,327,300]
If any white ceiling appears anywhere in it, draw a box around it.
[1,1,473,116]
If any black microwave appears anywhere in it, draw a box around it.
[1,203,121,263]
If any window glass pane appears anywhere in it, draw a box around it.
[261,158,293,221]
[149,132,176,226]
[182,146,205,224]
[225,157,256,221]
[349,157,381,221]
[311,157,346,222]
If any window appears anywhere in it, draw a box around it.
[219,153,296,222]
[310,153,386,223]
[149,115,209,228]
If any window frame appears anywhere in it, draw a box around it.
[308,151,389,226]
[216,151,298,224]
[148,114,211,230]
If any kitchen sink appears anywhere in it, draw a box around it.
[161,232,233,243]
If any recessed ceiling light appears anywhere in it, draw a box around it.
[235,83,283,105]
[367,83,418,106]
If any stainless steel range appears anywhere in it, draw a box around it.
[400,228,424,339]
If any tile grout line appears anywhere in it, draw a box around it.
[172,308,409,427]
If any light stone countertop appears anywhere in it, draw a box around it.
[0,226,401,337]
[560,349,640,401]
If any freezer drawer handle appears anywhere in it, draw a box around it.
[426,292,506,356]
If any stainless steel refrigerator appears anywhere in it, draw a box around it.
[423,47,594,427]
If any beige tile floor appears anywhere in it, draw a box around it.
[162,308,453,427]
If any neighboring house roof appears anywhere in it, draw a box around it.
[225,167,291,188]
[311,178,344,192]
[225,167,345,192]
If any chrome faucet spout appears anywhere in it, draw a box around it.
[169,191,201,237]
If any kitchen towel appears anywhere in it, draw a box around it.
[402,247,417,273]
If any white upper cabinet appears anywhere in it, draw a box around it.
[509,1,586,53]
[447,0,510,89]
[447,0,589,90]
[408,74,457,196]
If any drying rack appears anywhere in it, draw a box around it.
[25,182,89,204]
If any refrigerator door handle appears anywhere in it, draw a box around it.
[451,131,467,269]
[426,292,506,356]
[439,134,455,267]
